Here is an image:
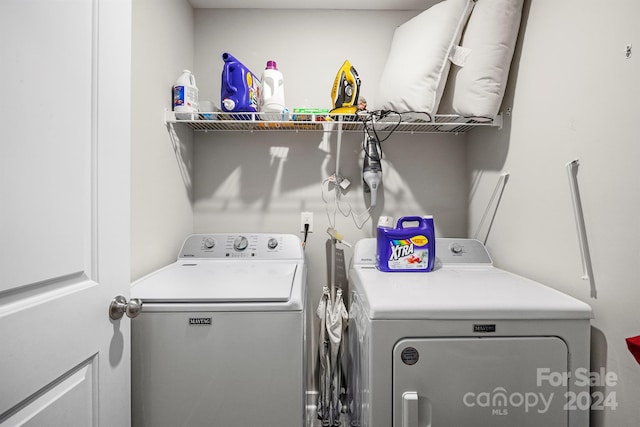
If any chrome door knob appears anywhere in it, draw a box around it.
[109,295,143,320]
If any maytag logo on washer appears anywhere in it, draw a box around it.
[473,324,496,333]
[189,317,212,325]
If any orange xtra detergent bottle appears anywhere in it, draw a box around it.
[376,216,436,272]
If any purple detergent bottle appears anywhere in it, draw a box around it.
[221,53,260,113]
[376,215,436,272]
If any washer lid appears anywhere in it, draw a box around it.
[131,261,299,302]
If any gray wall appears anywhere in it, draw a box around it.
[467,1,640,425]
[131,0,195,279]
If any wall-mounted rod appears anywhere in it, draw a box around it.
[566,160,596,295]
[332,117,344,303]
[335,116,343,185]
[473,172,510,244]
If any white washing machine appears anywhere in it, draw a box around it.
[130,233,307,427]
[348,238,592,427]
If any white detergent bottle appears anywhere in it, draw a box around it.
[259,60,286,118]
[173,69,198,119]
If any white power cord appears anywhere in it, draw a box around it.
[321,174,371,230]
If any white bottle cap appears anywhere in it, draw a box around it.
[377,216,394,228]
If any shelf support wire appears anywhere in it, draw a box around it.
[566,159,597,297]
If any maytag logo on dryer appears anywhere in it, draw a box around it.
[474,324,496,333]
[189,317,212,325]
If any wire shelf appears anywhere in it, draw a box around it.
[164,110,502,134]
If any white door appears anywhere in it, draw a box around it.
[0,0,131,425]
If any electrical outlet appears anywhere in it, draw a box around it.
[300,212,313,233]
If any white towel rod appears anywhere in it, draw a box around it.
[566,159,596,295]
[473,172,510,244]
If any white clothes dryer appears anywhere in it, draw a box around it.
[130,233,306,427]
[348,238,592,427]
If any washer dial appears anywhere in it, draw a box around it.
[233,236,249,251]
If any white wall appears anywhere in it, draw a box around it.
[467,1,640,425]
[131,0,195,280]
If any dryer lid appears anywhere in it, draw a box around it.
[351,266,593,320]
[131,261,299,303]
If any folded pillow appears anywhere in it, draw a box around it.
[376,0,475,119]
[439,0,524,120]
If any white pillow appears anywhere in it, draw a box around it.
[376,0,475,119]
[439,0,524,120]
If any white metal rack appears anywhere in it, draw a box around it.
[164,110,502,135]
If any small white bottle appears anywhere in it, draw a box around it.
[259,60,286,118]
[173,70,198,119]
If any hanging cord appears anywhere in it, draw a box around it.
[335,196,370,230]
[321,175,371,230]
[320,109,432,233]
[360,109,401,145]
[358,109,432,145]
[302,223,310,248]
[321,177,338,229]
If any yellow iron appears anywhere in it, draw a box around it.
[330,60,361,115]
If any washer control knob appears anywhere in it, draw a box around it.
[204,237,215,249]
[450,243,463,254]
[234,236,249,251]
[267,238,278,249]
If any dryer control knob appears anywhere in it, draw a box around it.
[450,242,463,254]
[234,236,249,251]
[267,238,278,249]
